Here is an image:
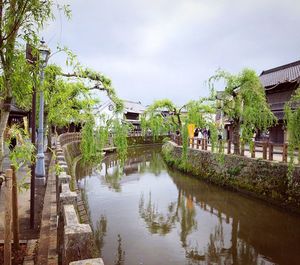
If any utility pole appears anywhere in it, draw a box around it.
[26,43,37,229]
[30,86,36,228]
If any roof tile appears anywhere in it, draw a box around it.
[260,60,300,88]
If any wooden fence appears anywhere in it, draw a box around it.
[170,134,297,163]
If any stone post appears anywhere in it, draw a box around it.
[63,205,93,265]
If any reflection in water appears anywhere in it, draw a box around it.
[94,215,107,257]
[139,192,177,235]
[138,190,198,243]
[114,234,125,265]
[77,146,166,192]
[94,216,126,265]
[78,146,300,265]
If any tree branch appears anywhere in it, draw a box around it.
[2,0,30,43]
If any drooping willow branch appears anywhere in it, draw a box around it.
[60,69,124,112]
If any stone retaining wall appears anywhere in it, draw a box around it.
[55,133,169,264]
[162,141,300,213]
[55,139,99,265]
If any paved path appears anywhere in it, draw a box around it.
[188,141,299,164]
[0,146,49,240]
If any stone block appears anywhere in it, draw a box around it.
[60,164,69,173]
[63,205,94,265]
[58,172,71,188]
[60,185,77,213]
[59,160,68,166]
[69,258,104,265]
[64,205,80,226]
[57,155,65,161]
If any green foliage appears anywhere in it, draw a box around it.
[112,120,129,164]
[208,123,218,152]
[6,124,35,171]
[227,165,242,177]
[209,68,277,151]
[142,98,218,169]
[81,117,97,163]
[0,1,63,100]
[5,124,35,191]
[162,137,171,144]
[181,123,189,165]
[143,99,182,131]
[61,67,124,113]
[284,87,300,182]
[44,64,113,129]
[0,1,70,170]
[185,100,214,127]
[80,115,130,166]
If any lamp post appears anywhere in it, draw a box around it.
[35,39,50,184]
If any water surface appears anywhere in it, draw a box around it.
[77,146,300,265]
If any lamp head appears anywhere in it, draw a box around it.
[39,39,50,67]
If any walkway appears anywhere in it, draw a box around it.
[0,146,49,241]
[172,135,299,164]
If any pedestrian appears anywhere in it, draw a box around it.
[207,129,211,144]
[194,128,199,138]
[198,129,203,140]
[203,128,207,139]
[218,130,222,141]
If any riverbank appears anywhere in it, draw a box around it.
[55,133,167,264]
[162,141,300,214]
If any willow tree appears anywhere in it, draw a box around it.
[42,63,124,143]
[284,87,300,165]
[209,69,277,155]
[141,99,185,135]
[0,1,69,170]
[37,62,127,165]
[142,98,216,166]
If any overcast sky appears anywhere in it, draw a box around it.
[42,0,300,106]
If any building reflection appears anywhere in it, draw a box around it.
[167,167,299,265]
[77,146,166,192]
[80,147,300,265]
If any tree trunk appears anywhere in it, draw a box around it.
[231,217,238,265]
[0,108,10,172]
[47,122,52,152]
[232,119,240,155]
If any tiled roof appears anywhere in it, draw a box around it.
[10,103,28,114]
[97,99,146,114]
[260,60,300,88]
[123,100,146,114]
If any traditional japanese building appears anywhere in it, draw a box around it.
[8,103,30,127]
[260,60,300,143]
[95,99,146,131]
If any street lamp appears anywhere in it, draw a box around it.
[35,39,50,184]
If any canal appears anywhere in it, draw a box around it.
[77,146,300,265]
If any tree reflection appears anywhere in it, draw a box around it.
[149,150,164,176]
[114,234,125,265]
[75,159,93,180]
[94,215,107,257]
[102,159,122,192]
[139,190,197,244]
[139,193,177,235]
[86,147,284,265]
[100,147,165,192]
[94,216,126,265]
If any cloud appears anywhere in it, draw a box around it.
[42,0,300,106]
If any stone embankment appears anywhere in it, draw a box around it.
[54,132,167,264]
[162,141,300,213]
[55,134,102,265]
